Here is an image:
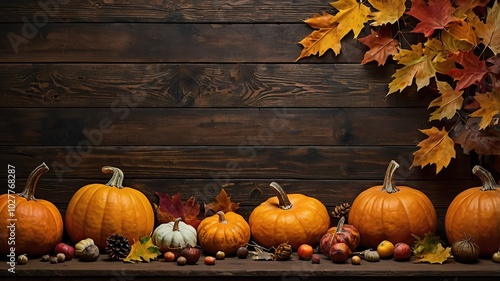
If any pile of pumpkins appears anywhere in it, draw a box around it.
[0,160,499,263]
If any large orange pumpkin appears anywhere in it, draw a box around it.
[197,211,250,255]
[349,160,437,248]
[248,182,331,250]
[445,165,500,257]
[0,163,63,256]
[65,166,154,250]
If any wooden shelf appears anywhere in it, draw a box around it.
[2,254,499,281]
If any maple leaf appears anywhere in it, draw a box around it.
[447,51,489,90]
[429,80,464,121]
[410,126,456,174]
[423,38,455,73]
[441,29,474,54]
[446,19,478,46]
[453,117,500,156]
[412,232,445,256]
[358,27,399,66]
[297,12,342,61]
[155,192,201,228]
[203,188,240,216]
[406,0,460,37]
[330,0,371,38]
[123,236,161,263]
[469,90,500,129]
[368,0,406,26]
[415,243,451,264]
[471,1,500,55]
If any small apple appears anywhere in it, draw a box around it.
[311,254,321,264]
[179,246,200,265]
[297,244,314,260]
[164,251,177,262]
[393,242,412,261]
[204,256,216,265]
[54,243,75,261]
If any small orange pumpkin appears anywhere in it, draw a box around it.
[197,211,250,255]
[349,160,437,248]
[0,163,63,256]
[445,165,500,257]
[65,166,155,250]
[248,182,331,250]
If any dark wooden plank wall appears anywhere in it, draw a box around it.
[0,0,489,239]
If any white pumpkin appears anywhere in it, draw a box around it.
[152,218,197,253]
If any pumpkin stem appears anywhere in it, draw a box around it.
[19,162,49,201]
[102,166,124,188]
[216,211,228,224]
[336,216,345,234]
[381,160,400,194]
[472,165,498,191]
[173,218,182,231]
[269,182,293,210]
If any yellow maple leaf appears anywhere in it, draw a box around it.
[330,0,371,38]
[441,29,474,54]
[415,243,451,264]
[123,236,161,263]
[411,127,456,174]
[368,0,406,26]
[446,19,479,46]
[423,38,455,73]
[429,80,464,121]
[471,1,500,55]
[470,90,500,129]
[296,12,342,61]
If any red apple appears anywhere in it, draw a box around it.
[393,242,412,261]
[311,254,321,264]
[179,246,200,265]
[54,243,75,261]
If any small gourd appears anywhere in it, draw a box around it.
[362,249,380,262]
[320,216,360,258]
[451,234,480,264]
[75,238,100,262]
[152,218,197,253]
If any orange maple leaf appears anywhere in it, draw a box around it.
[411,127,456,174]
[470,90,500,129]
[358,27,399,66]
[429,80,464,121]
[203,188,240,216]
[406,0,460,37]
[155,192,201,228]
[368,0,406,26]
[447,51,489,90]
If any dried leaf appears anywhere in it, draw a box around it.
[411,127,456,174]
[447,51,489,90]
[123,236,161,263]
[470,90,500,129]
[412,232,444,256]
[358,27,399,66]
[329,0,371,38]
[155,192,201,229]
[249,247,275,261]
[368,0,406,26]
[429,80,464,121]
[203,188,240,216]
[406,0,460,37]
[415,243,451,264]
[453,117,500,156]
[470,1,500,55]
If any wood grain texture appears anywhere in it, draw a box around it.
[0,0,332,23]
[0,108,431,146]
[0,23,367,62]
[0,64,432,108]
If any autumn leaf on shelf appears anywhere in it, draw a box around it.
[155,192,201,228]
[412,232,445,256]
[123,236,161,263]
[469,1,500,55]
[410,127,456,174]
[297,0,370,61]
[204,188,240,216]
[406,0,460,37]
[415,243,452,264]
[447,51,489,90]
[428,80,464,121]
[368,0,406,26]
[358,27,399,66]
[453,117,500,156]
[470,90,500,129]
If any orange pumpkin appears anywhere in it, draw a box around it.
[349,160,437,248]
[0,163,63,256]
[445,165,500,257]
[65,166,154,250]
[197,211,250,255]
[248,182,331,250]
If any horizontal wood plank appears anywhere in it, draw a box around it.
[0,108,431,146]
[0,146,474,180]
[0,0,331,23]
[0,23,368,62]
[0,64,432,108]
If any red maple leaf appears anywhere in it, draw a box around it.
[447,51,489,90]
[406,0,460,37]
[358,27,399,66]
[156,192,201,228]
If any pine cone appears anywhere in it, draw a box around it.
[105,234,131,260]
[274,242,292,261]
[331,202,351,219]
